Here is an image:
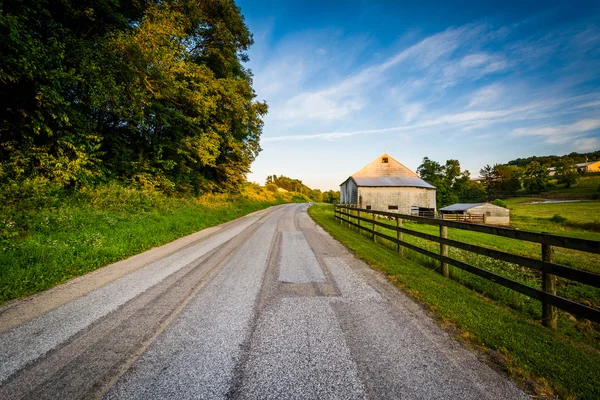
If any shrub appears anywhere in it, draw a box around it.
[550,214,567,223]
[291,193,310,203]
[492,199,507,208]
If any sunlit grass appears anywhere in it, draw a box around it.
[0,185,284,304]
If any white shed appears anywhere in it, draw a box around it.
[439,203,510,226]
[339,154,436,215]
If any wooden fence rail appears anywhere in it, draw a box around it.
[334,204,600,328]
[442,214,485,224]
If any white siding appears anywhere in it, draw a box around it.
[358,187,436,214]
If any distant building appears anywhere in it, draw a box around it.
[339,153,436,215]
[581,160,600,173]
[439,203,510,226]
[548,160,600,175]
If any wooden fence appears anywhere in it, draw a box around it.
[441,213,485,224]
[334,204,600,329]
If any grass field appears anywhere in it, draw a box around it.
[546,173,600,195]
[505,198,600,235]
[0,184,301,304]
[309,203,600,399]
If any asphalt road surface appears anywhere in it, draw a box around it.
[0,204,528,399]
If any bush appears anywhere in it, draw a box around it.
[492,199,507,208]
[550,214,568,223]
[291,193,310,203]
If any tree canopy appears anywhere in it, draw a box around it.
[0,0,266,194]
[417,157,486,208]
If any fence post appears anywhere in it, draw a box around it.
[396,217,403,255]
[372,212,376,242]
[440,225,449,277]
[357,209,360,232]
[542,243,557,329]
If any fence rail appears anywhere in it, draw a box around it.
[334,204,600,328]
[441,213,485,224]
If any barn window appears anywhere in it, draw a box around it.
[382,157,389,163]
[388,205,398,210]
[486,211,491,216]
[366,205,372,210]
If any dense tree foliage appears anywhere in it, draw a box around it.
[479,164,523,199]
[555,158,579,188]
[417,157,486,208]
[0,0,266,194]
[264,174,338,203]
[265,175,312,195]
[522,161,549,193]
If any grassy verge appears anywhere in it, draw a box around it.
[309,203,600,399]
[0,183,298,304]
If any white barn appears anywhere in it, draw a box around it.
[340,154,436,215]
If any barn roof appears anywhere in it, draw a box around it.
[352,176,436,189]
[340,154,436,189]
[439,203,487,212]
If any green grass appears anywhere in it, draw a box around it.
[504,198,600,236]
[309,203,600,399]
[0,184,289,304]
[546,174,600,195]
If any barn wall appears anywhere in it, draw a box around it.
[358,187,436,214]
[340,179,358,204]
[469,204,510,226]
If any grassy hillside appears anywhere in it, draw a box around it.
[506,198,600,234]
[548,173,600,195]
[522,173,600,199]
[309,203,600,399]
[0,183,309,304]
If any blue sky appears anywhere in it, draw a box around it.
[237,0,600,191]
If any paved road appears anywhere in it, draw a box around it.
[0,204,528,399]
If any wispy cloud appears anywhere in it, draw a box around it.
[269,24,483,123]
[574,137,599,151]
[264,94,600,144]
[468,84,505,108]
[512,119,600,144]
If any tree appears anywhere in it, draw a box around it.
[418,157,477,208]
[523,161,549,193]
[309,189,323,202]
[0,0,267,194]
[323,190,340,204]
[555,158,579,188]
[479,164,522,199]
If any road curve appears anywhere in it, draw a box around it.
[0,204,528,399]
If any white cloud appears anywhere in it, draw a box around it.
[468,84,504,108]
[402,103,423,123]
[264,96,600,143]
[573,137,599,151]
[512,119,600,138]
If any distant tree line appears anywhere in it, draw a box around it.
[506,151,600,168]
[0,0,266,195]
[418,151,597,208]
[265,175,339,203]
